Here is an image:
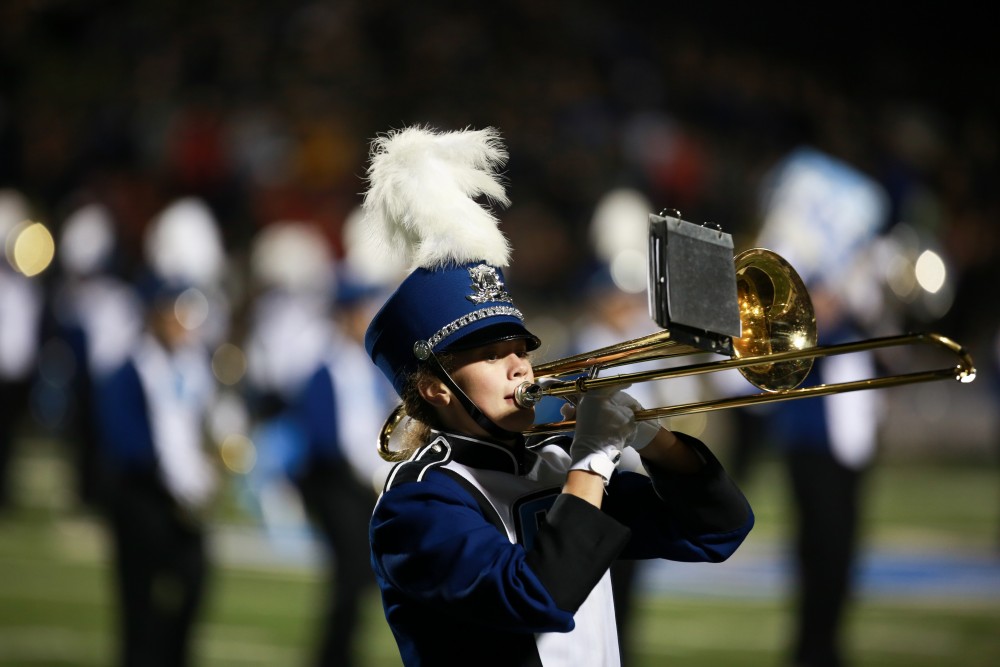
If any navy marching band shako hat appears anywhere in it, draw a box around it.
[365,262,539,395]
[359,125,539,399]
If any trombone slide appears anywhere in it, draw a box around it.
[523,332,976,436]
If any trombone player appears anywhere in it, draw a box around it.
[364,128,974,667]
[362,125,755,667]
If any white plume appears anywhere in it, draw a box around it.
[362,125,511,269]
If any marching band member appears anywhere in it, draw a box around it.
[48,201,143,508]
[94,276,219,667]
[755,148,889,667]
[93,197,226,667]
[283,265,398,667]
[243,217,399,667]
[362,126,755,666]
[0,189,44,512]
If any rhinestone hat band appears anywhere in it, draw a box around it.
[418,305,525,354]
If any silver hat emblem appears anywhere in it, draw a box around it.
[466,264,512,304]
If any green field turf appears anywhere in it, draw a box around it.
[1,438,997,666]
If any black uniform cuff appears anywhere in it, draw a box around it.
[641,433,751,532]
[524,494,631,612]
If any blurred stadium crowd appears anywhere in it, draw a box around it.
[1,2,997,472]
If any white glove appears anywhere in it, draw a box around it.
[568,388,637,484]
[613,392,660,451]
[564,390,660,453]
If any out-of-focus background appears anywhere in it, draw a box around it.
[0,2,997,666]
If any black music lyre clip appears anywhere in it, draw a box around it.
[647,211,741,355]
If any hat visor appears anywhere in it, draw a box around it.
[443,322,541,352]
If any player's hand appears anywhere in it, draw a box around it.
[612,392,660,451]
[568,388,637,483]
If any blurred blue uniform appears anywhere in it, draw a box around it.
[767,314,880,667]
[95,329,217,667]
[753,147,889,667]
[0,260,44,509]
[246,290,396,667]
[46,272,142,507]
[285,329,393,667]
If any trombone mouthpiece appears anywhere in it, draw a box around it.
[514,381,542,408]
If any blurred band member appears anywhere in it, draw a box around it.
[0,190,44,511]
[94,279,219,667]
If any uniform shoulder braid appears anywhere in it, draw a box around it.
[382,430,546,495]
[381,436,452,492]
[378,431,513,536]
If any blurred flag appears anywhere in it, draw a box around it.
[757,147,889,288]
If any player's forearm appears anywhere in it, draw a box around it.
[637,428,705,474]
[562,469,606,508]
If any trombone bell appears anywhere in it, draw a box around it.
[731,248,816,391]
[513,245,817,409]
[646,213,817,392]
[516,214,820,410]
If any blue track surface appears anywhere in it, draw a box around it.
[637,543,1000,601]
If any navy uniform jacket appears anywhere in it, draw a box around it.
[95,335,217,511]
[370,430,754,667]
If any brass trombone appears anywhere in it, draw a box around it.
[377,247,976,459]
[516,329,975,436]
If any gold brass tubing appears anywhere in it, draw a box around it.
[524,332,976,436]
[378,332,976,456]
[378,403,408,461]
[530,330,697,377]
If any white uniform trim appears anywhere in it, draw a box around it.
[132,334,217,509]
[441,440,621,667]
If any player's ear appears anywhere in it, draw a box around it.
[418,376,452,407]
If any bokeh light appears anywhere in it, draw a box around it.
[212,343,248,386]
[219,433,257,474]
[174,287,210,331]
[915,249,947,294]
[610,249,647,294]
[7,221,55,277]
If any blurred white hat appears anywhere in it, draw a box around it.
[144,196,226,287]
[249,220,333,294]
[0,188,30,246]
[59,202,116,276]
[341,204,407,289]
[589,187,653,294]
